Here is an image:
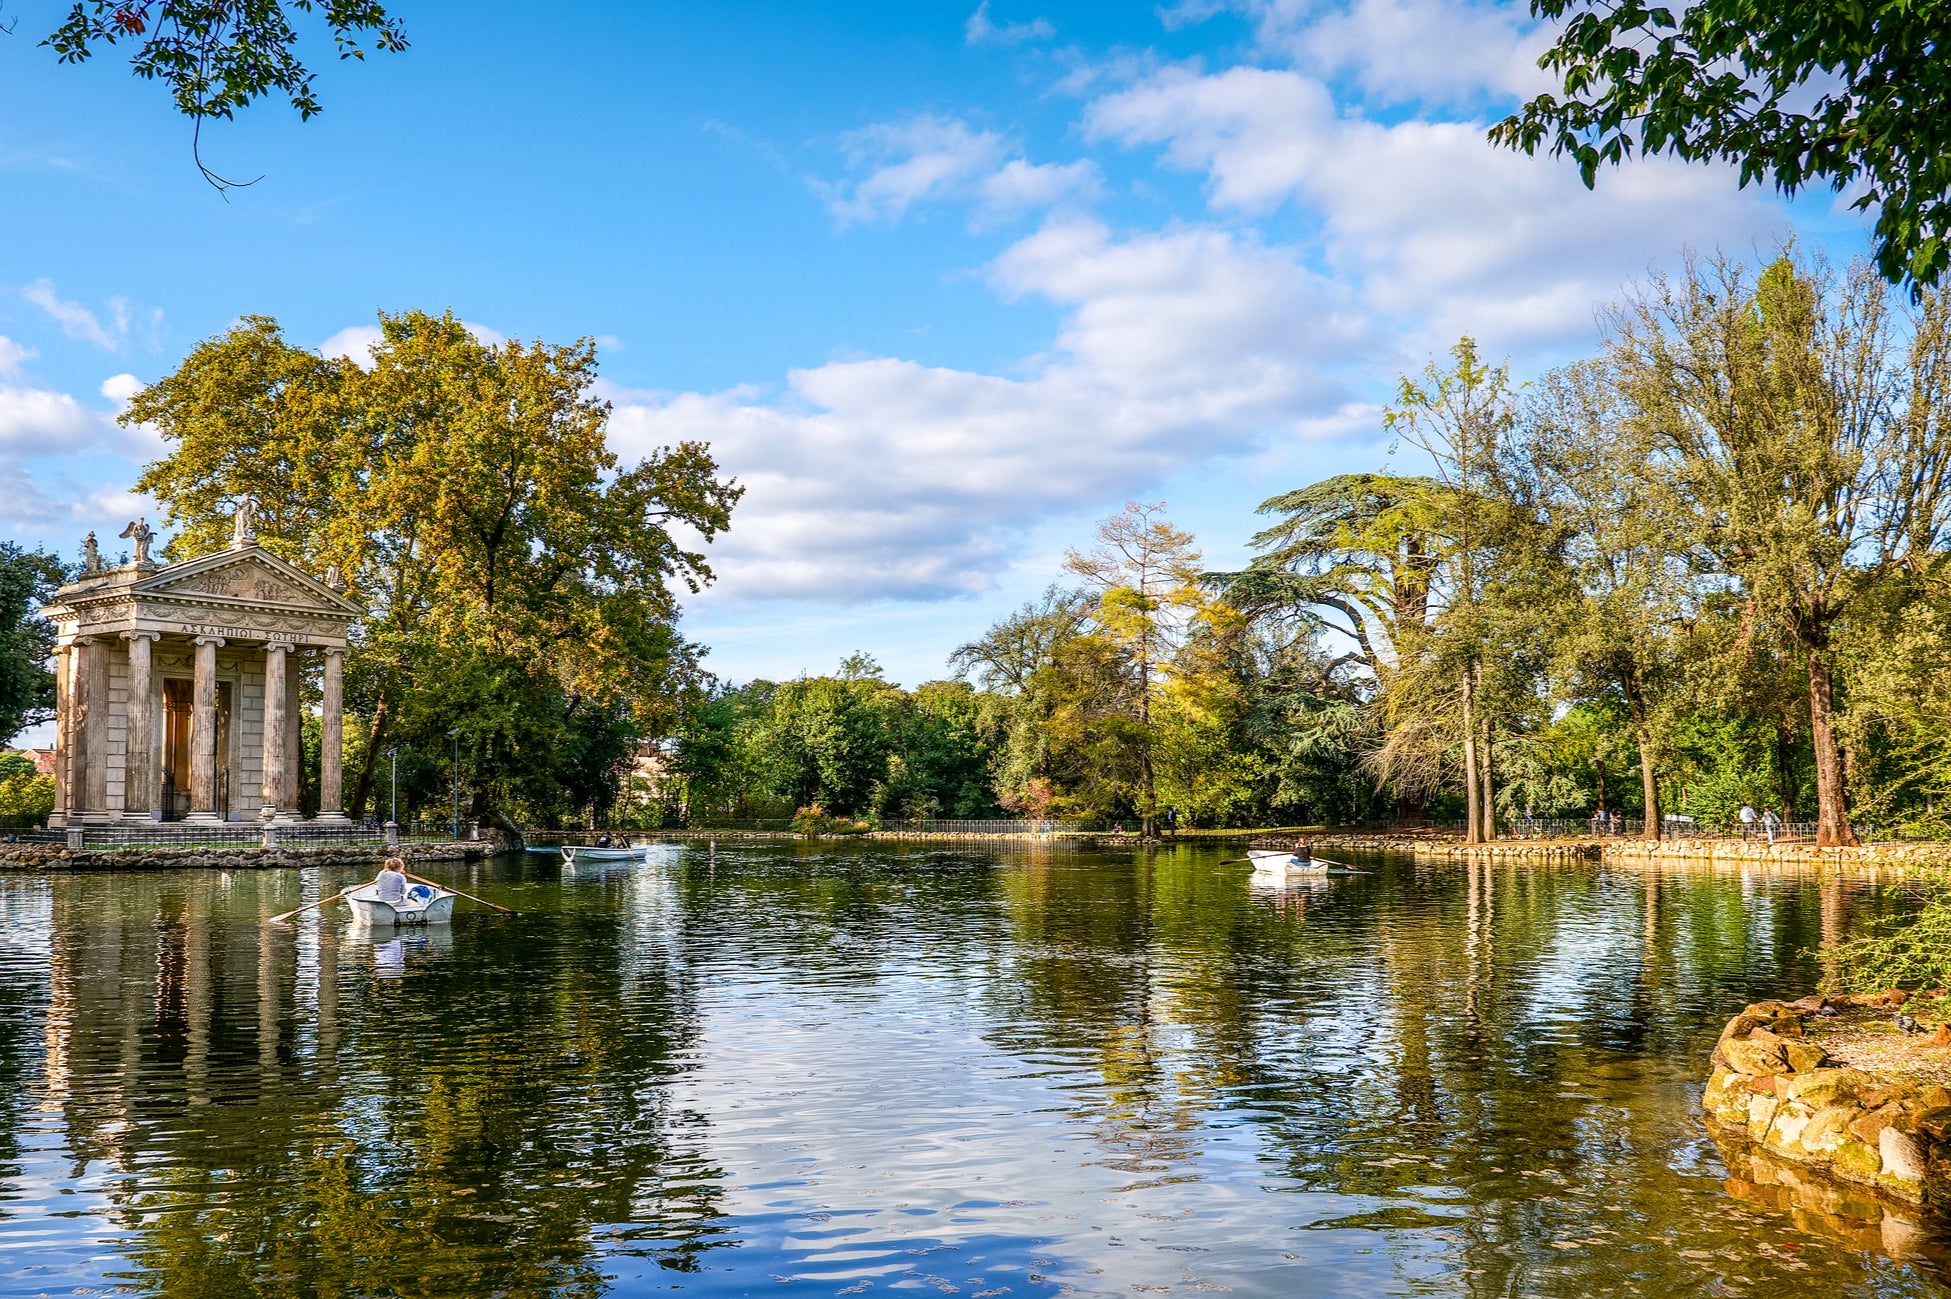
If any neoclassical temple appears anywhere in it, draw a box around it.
[42,508,363,826]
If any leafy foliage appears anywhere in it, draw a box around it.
[1494,1,1951,290]
[0,545,63,746]
[128,310,740,826]
[1823,862,1951,993]
[40,0,408,187]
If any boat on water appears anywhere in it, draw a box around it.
[1248,848,1330,875]
[345,880,457,927]
[560,845,645,864]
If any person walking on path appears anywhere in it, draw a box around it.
[1609,809,1622,836]
[1762,807,1782,845]
[1739,804,1758,840]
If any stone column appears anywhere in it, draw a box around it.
[81,637,112,820]
[123,632,161,821]
[260,643,290,821]
[186,636,224,823]
[283,650,303,815]
[317,647,348,822]
[50,644,69,826]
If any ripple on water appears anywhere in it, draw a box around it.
[0,849,1947,1297]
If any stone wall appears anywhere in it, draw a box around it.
[1314,833,1948,867]
[0,841,498,871]
[1703,998,1951,1207]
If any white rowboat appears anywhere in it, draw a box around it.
[345,881,457,927]
[560,845,645,864]
[1248,848,1329,875]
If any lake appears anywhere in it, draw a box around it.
[0,842,1941,1297]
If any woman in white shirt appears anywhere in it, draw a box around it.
[374,857,408,903]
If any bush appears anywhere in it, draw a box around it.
[1821,858,1951,992]
[791,804,871,836]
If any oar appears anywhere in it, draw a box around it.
[402,868,515,915]
[267,888,353,926]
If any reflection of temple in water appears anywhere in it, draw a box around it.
[21,869,726,1290]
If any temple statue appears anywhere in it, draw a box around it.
[118,517,155,567]
[232,498,257,549]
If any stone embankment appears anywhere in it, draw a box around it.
[1314,832,1944,867]
[1704,994,1951,1208]
[0,840,500,871]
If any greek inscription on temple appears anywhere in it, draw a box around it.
[178,622,305,643]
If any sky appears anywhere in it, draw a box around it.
[0,0,1873,701]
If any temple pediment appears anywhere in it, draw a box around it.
[132,550,363,617]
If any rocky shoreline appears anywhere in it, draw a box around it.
[1314,832,1945,866]
[1704,993,1951,1208]
[0,840,502,871]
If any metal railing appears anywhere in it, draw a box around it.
[880,818,1080,835]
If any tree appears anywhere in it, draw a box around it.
[1063,502,1204,839]
[949,585,1090,695]
[755,674,904,817]
[36,0,409,188]
[1211,473,1440,681]
[1603,250,1951,846]
[1526,360,1694,840]
[0,544,63,745]
[127,310,741,828]
[1383,338,1525,845]
[1492,1,1951,291]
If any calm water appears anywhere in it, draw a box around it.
[0,843,1939,1297]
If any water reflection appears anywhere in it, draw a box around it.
[0,847,1944,1297]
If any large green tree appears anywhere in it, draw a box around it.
[127,309,740,827]
[1603,251,1951,845]
[0,544,63,745]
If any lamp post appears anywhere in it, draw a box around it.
[448,727,461,842]
[388,745,398,825]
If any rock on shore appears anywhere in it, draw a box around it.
[1704,997,1951,1207]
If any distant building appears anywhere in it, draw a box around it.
[14,749,56,776]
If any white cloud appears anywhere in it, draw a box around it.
[609,216,1363,601]
[817,114,1098,227]
[1085,63,1786,348]
[320,324,385,365]
[0,337,34,376]
[980,158,1102,214]
[321,320,508,369]
[965,2,1055,46]
[21,279,131,352]
[821,115,1012,224]
[99,373,143,405]
[1221,0,1550,107]
[0,386,101,453]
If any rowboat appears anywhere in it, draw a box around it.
[560,845,645,864]
[345,880,457,927]
[1249,848,1330,875]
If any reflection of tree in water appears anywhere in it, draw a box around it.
[28,866,727,1297]
[967,851,1929,1297]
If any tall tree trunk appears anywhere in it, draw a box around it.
[1807,650,1857,847]
[1478,713,1494,842]
[1138,642,1157,841]
[1637,727,1660,841]
[1462,669,1482,845]
[349,692,389,822]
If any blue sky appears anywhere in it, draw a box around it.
[0,0,1871,699]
